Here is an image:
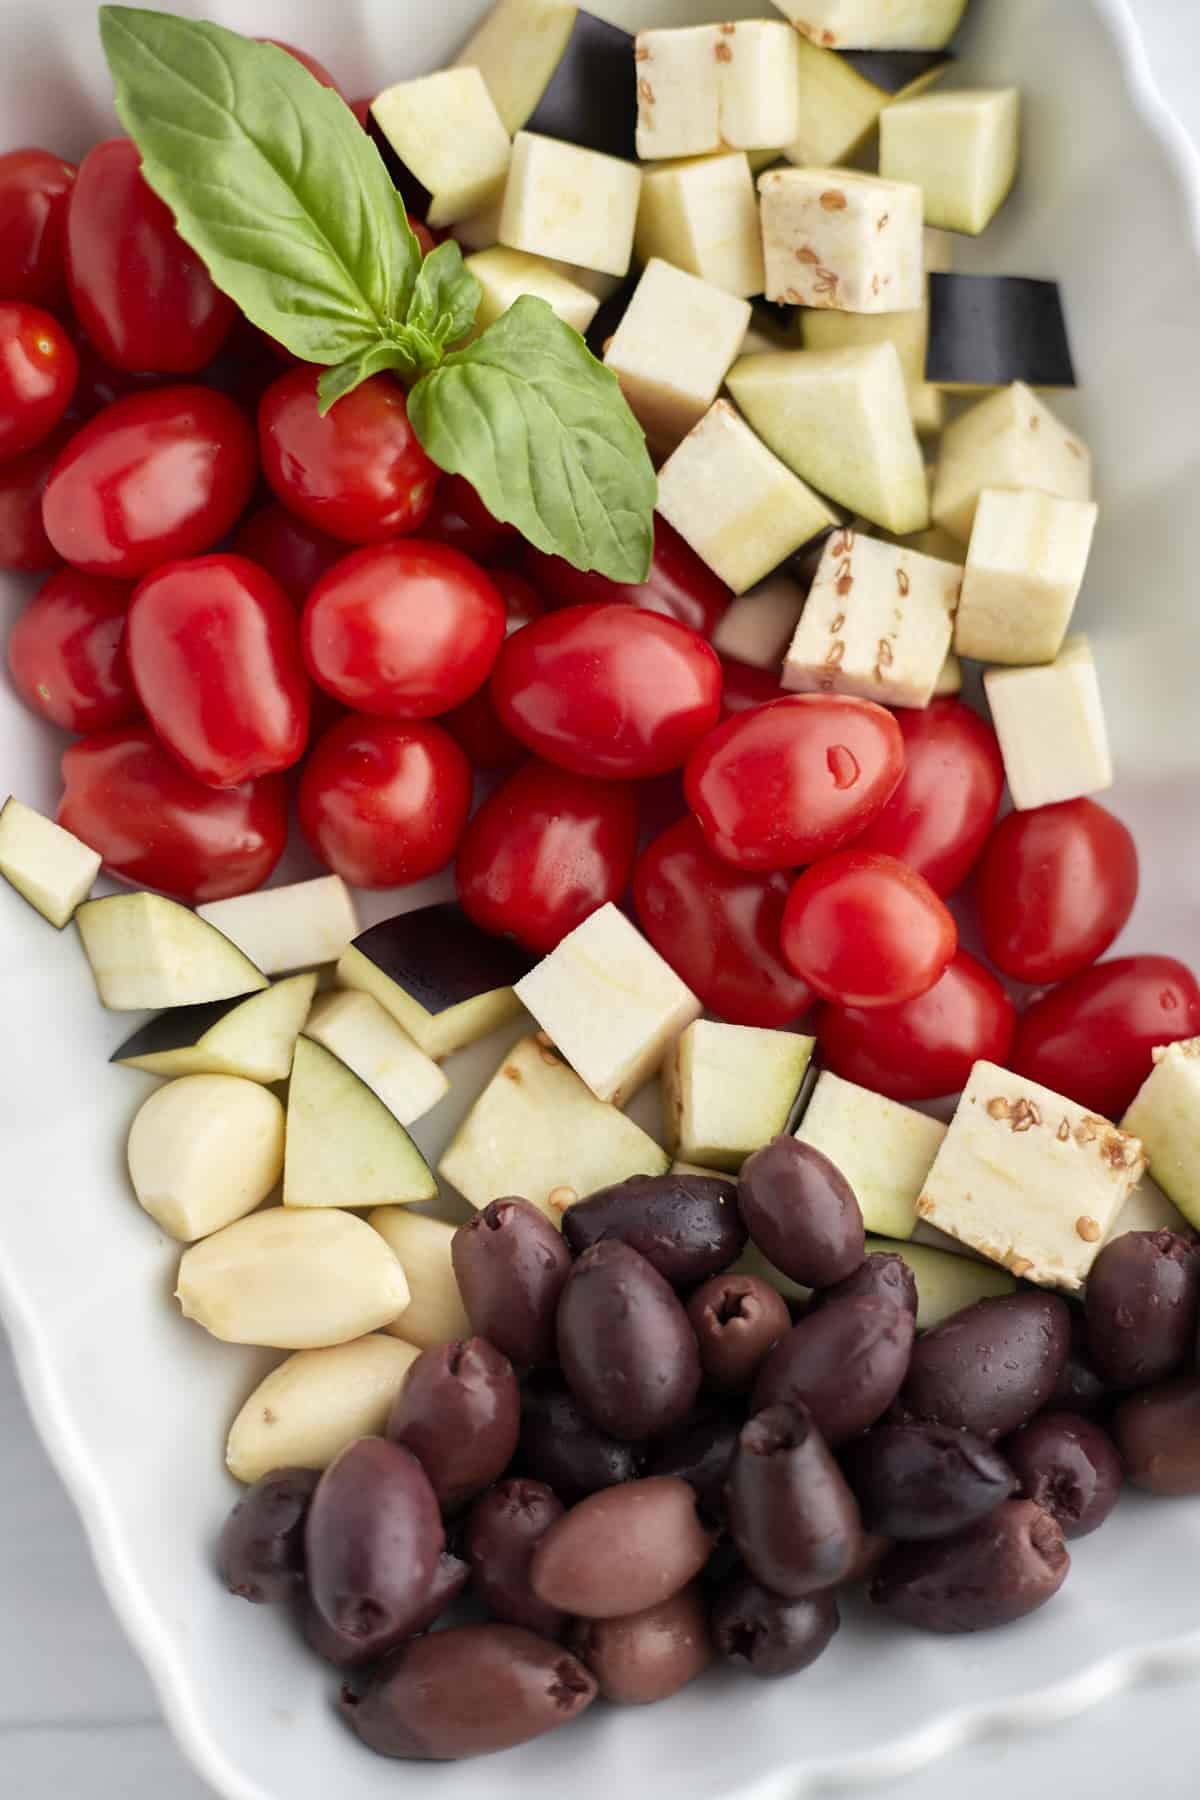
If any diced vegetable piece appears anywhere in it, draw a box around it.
[283,1037,436,1210]
[634,22,801,161]
[195,876,358,976]
[797,1070,946,1239]
[602,258,751,455]
[1122,1040,1200,1230]
[663,1020,815,1172]
[771,0,969,52]
[758,167,923,314]
[864,1235,1016,1329]
[454,0,636,158]
[499,131,641,277]
[955,490,1098,666]
[465,247,600,337]
[934,651,963,696]
[440,1034,669,1219]
[76,892,267,1011]
[127,1074,285,1242]
[926,274,1076,391]
[225,1335,421,1484]
[931,381,1091,543]
[784,40,951,168]
[370,68,511,227]
[916,1059,1146,1292]
[983,635,1113,811]
[800,290,941,438]
[454,198,504,252]
[452,0,576,135]
[635,153,764,298]
[0,797,100,928]
[112,973,318,1083]
[304,990,450,1127]
[880,88,1020,236]
[712,573,807,670]
[368,1209,472,1349]
[1105,1172,1192,1243]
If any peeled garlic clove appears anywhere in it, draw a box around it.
[226,1334,421,1484]
[369,1208,471,1350]
[127,1073,286,1243]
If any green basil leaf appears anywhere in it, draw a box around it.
[407,242,481,351]
[317,341,427,411]
[407,296,656,583]
[99,7,420,365]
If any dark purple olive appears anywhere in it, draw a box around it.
[217,1467,318,1604]
[726,1404,862,1598]
[530,1476,715,1618]
[644,1407,740,1524]
[1049,1316,1115,1419]
[452,1198,572,1366]
[870,1499,1069,1633]
[738,1136,864,1288]
[710,1568,840,1678]
[1115,1375,1200,1494]
[841,1423,1017,1541]
[386,1338,520,1513]
[901,1292,1071,1441]
[567,1583,712,1704]
[561,1171,745,1288]
[518,1379,642,1502]
[812,1251,918,1318]
[1002,1411,1122,1539]
[304,1551,470,1670]
[306,1439,445,1663]
[843,1531,895,1584]
[686,1272,791,1392]
[340,1624,597,1760]
[751,1297,915,1447]
[556,1240,702,1441]
[464,1479,566,1639]
[1085,1231,1200,1389]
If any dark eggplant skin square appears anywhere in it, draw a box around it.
[841,49,952,97]
[525,10,638,162]
[348,904,537,1015]
[926,273,1077,390]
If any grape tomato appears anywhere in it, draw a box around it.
[0,147,76,306]
[781,850,957,1009]
[0,303,78,458]
[7,569,138,733]
[521,515,731,639]
[232,504,345,608]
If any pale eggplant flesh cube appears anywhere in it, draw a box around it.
[525,9,637,160]
[195,876,359,976]
[370,69,512,229]
[76,892,268,1012]
[111,972,318,1083]
[776,0,969,53]
[927,274,1076,391]
[0,796,100,929]
[283,1037,437,1210]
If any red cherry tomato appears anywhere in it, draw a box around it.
[850,699,1004,897]
[521,516,731,639]
[456,760,641,955]
[66,326,166,422]
[259,39,345,94]
[65,140,237,375]
[258,367,439,546]
[492,602,721,779]
[232,503,345,609]
[1010,956,1200,1120]
[425,473,520,562]
[632,816,814,1028]
[976,799,1139,986]
[303,539,506,719]
[441,572,545,770]
[781,849,957,1008]
[720,658,788,719]
[0,149,76,306]
[42,385,258,579]
[0,425,67,571]
[818,949,1016,1102]
[685,694,905,872]
[127,555,311,787]
[0,304,78,457]
[7,569,138,732]
[298,714,472,888]
[58,723,287,902]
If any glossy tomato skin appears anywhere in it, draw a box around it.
[492,602,722,779]
[977,800,1139,986]
[303,540,506,719]
[0,425,68,571]
[632,817,814,1028]
[42,386,258,579]
[720,659,788,720]
[851,700,1004,898]
[442,573,544,770]
[425,474,520,563]
[0,149,76,306]
[66,140,237,375]
[521,516,731,639]
[58,723,288,902]
[818,950,1016,1102]
[258,367,439,545]
[6,569,138,732]
[127,555,311,787]
[457,761,641,955]
[232,504,345,609]
[686,695,905,872]
[1010,957,1200,1119]
[781,850,957,1009]
[298,714,473,888]
[0,304,78,458]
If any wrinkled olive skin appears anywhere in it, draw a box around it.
[452,1198,572,1366]
[901,1292,1071,1441]
[568,1583,713,1704]
[686,1272,791,1392]
[752,1298,915,1447]
[726,1404,863,1599]
[841,1422,1017,1542]
[386,1338,520,1513]
[1049,1318,1115,1419]
[1115,1375,1200,1494]
[710,1568,840,1679]
[738,1136,864,1289]
[557,1240,702,1441]
[812,1251,918,1318]
[530,1476,715,1619]
[870,1499,1069,1633]
[561,1172,745,1288]
[518,1379,642,1502]
[644,1407,741,1524]
[843,1531,895,1584]
[341,1624,597,1760]
[1084,1231,1200,1389]
[304,1551,469,1670]
[217,1467,318,1604]
[464,1479,566,1639]
[1002,1411,1122,1539]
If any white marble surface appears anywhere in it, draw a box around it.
[5,1,1200,1794]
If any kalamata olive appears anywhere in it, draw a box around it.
[843,1531,895,1584]
[841,1422,1017,1541]
[812,1251,918,1318]
[304,1551,470,1669]
[217,1467,319,1604]
[464,1479,566,1639]
[738,1137,864,1288]
[561,1171,746,1288]
[567,1583,713,1704]
[751,1298,915,1446]
[341,1623,597,1760]
[1084,1231,1200,1389]
[710,1568,840,1678]
[900,1292,1071,1441]
[686,1272,791,1392]
[452,1198,572,1366]
[1002,1411,1122,1539]
[1049,1316,1115,1419]
[530,1476,715,1618]
[385,1338,520,1512]
[726,1404,863,1598]
[556,1240,702,1441]
[870,1499,1069,1633]
[306,1438,445,1663]
[644,1407,740,1523]
[518,1379,642,1502]
[1114,1375,1200,1494]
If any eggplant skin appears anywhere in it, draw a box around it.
[347,904,535,1014]
[926,274,1076,390]
[525,12,638,161]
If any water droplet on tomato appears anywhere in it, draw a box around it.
[826,744,859,789]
